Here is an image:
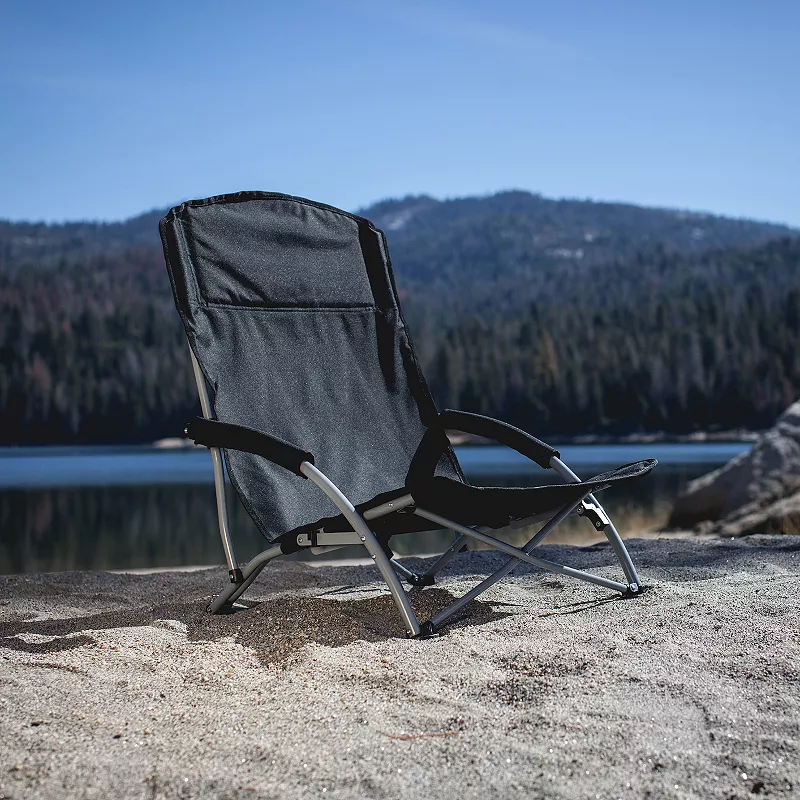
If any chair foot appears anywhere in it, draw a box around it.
[228,568,244,584]
[621,583,648,598]
[391,559,436,587]
[412,620,439,639]
[207,599,251,614]
[406,572,436,587]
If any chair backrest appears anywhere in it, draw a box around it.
[160,192,462,541]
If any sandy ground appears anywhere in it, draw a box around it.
[0,536,798,800]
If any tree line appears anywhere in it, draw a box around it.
[1,236,799,444]
[417,238,800,433]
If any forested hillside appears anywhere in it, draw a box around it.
[417,238,800,434]
[367,191,795,304]
[1,191,798,444]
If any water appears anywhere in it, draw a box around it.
[0,443,750,574]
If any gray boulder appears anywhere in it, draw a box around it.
[668,400,800,531]
[709,491,800,537]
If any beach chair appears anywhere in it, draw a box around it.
[159,192,656,637]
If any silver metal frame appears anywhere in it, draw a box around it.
[188,346,644,637]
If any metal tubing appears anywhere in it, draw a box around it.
[428,498,585,628]
[549,456,582,484]
[363,494,415,520]
[419,534,468,580]
[392,559,421,583]
[420,508,568,582]
[414,508,626,593]
[209,450,237,572]
[422,506,568,578]
[602,521,640,589]
[300,462,421,637]
[550,456,640,588]
[189,346,238,574]
[208,544,283,613]
[516,504,576,553]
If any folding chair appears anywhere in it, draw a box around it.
[159,192,656,638]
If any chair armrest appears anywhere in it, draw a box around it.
[439,409,559,469]
[407,409,559,488]
[185,417,314,477]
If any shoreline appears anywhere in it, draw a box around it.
[0,431,760,453]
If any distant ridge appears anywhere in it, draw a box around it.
[357,190,798,296]
[1,189,796,275]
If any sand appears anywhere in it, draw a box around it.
[0,535,798,799]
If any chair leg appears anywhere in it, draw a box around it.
[207,544,283,613]
[408,506,572,585]
[602,520,641,589]
[416,534,468,582]
[189,346,241,577]
[418,487,644,632]
[300,462,422,637]
[550,455,642,591]
[422,499,582,631]
[414,507,629,591]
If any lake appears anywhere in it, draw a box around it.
[0,443,749,574]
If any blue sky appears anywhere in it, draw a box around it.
[1,0,798,225]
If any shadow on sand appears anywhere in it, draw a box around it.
[0,585,519,664]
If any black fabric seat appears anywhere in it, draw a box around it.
[278,459,656,551]
[407,459,656,528]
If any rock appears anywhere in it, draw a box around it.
[669,400,800,530]
[667,451,751,527]
[708,492,800,537]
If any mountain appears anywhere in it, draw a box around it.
[1,189,795,279]
[0,210,164,272]
[1,190,799,444]
[359,191,798,323]
[364,191,795,279]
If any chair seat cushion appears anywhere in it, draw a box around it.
[410,459,656,527]
[278,459,656,551]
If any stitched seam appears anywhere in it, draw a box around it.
[195,303,378,313]
[166,191,371,228]
[175,218,204,306]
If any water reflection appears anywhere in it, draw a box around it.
[0,456,724,574]
[0,484,265,574]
